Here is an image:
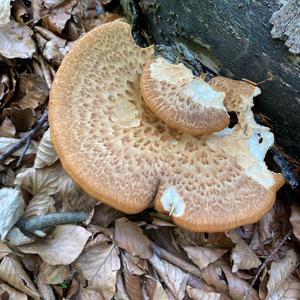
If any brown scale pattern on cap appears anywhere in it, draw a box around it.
[141,58,230,135]
[50,21,284,232]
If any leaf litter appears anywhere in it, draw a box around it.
[0,0,299,299]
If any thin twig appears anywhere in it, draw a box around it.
[17,211,89,232]
[16,138,31,167]
[0,110,48,163]
[149,240,202,278]
[242,229,292,300]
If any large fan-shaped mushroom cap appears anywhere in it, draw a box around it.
[49,21,284,232]
[141,57,230,135]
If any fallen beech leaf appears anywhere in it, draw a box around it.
[115,271,130,300]
[122,252,146,276]
[0,241,12,259]
[0,283,27,300]
[44,0,65,8]
[266,275,300,300]
[76,287,104,300]
[15,164,64,217]
[0,117,15,137]
[0,0,12,25]
[0,187,24,241]
[34,129,58,169]
[115,218,152,259]
[187,285,221,300]
[266,249,299,298]
[92,203,124,227]
[221,264,259,300]
[226,230,261,272]
[0,21,35,59]
[0,256,39,299]
[145,276,168,300]
[149,254,188,300]
[8,105,35,132]
[36,277,56,300]
[56,172,97,211]
[183,246,228,270]
[290,203,300,241]
[19,225,91,265]
[0,137,38,156]
[75,232,120,299]
[123,260,143,300]
[38,262,70,285]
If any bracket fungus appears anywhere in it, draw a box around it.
[49,21,284,232]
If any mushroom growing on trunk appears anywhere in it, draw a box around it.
[49,21,284,232]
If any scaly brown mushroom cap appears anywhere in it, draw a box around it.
[49,21,284,232]
[141,57,230,135]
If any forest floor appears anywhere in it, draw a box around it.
[0,0,299,299]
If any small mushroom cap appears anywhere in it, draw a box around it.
[141,57,230,135]
[49,21,284,232]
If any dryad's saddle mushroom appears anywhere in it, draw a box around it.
[49,21,284,232]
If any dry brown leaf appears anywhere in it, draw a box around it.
[219,263,259,300]
[0,70,16,108]
[0,117,16,137]
[145,276,169,300]
[38,262,70,285]
[123,262,143,300]
[0,187,25,241]
[0,283,28,300]
[226,230,261,272]
[75,232,120,299]
[0,21,35,59]
[149,253,188,300]
[115,271,130,300]
[15,74,49,110]
[266,249,299,298]
[15,164,64,217]
[183,245,228,270]
[0,241,12,259]
[44,0,65,9]
[75,287,105,300]
[122,252,147,276]
[8,105,35,132]
[0,137,38,157]
[266,275,300,300]
[92,203,124,227]
[115,217,152,259]
[290,203,300,241]
[19,224,91,265]
[0,0,13,25]
[0,255,39,299]
[186,285,221,300]
[34,129,58,169]
[36,277,56,300]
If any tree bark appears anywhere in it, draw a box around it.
[121,0,300,159]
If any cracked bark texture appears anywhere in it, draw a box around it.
[121,0,300,159]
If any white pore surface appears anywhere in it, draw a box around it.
[183,80,227,110]
[161,185,185,217]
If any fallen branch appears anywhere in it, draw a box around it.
[17,211,89,232]
[0,110,48,163]
[242,229,292,300]
[149,240,202,278]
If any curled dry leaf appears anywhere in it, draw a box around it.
[266,249,300,298]
[0,137,38,157]
[6,226,34,246]
[183,245,228,270]
[0,256,39,299]
[115,271,130,300]
[187,285,221,300]
[19,224,91,265]
[115,217,152,259]
[0,0,12,25]
[38,262,70,285]
[75,232,120,299]
[34,129,58,169]
[15,164,64,217]
[149,253,189,300]
[0,241,12,259]
[0,187,25,241]
[290,203,300,241]
[0,283,27,300]
[145,276,168,300]
[226,230,261,272]
[0,117,16,137]
[0,21,35,59]
[36,277,56,300]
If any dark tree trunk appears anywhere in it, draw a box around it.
[121,0,300,159]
